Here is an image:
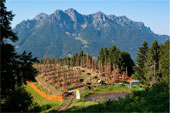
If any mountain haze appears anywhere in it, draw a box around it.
[13,8,169,60]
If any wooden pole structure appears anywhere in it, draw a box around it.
[94,60,96,71]
[125,67,128,81]
[86,53,88,68]
[92,58,94,71]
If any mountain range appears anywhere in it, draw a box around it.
[13,8,169,60]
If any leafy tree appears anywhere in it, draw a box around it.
[144,40,160,86]
[132,41,149,83]
[1,0,38,112]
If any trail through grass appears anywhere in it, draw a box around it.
[25,84,62,112]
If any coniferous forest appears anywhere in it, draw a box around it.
[1,0,169,112]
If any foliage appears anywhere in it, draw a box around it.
[1,0,38,112]
[1,86,38,112]
[120,51,135,76]
[158,40,169,83]
[144,40,160,85]
[67,82,169,112]
[98,45,134,76]
[133,41,149,83]
[133,40,169,86]
[0,0,17,43]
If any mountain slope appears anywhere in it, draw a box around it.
[13,8,169,60]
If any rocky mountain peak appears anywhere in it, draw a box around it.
[53,9,64,15]
[65,8,78,14]
[34,13,48,20]
[64,8,83,22]
[92,11,107,22]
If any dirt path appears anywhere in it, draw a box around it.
[57,95,75,112]
[35,76,61,95]
[57,86,87,112]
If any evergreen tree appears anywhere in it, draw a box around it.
[104,47,109,62]
[132,41,149,83]
[0,0,17,43]
[120,52,135,76]
[79,50,84,57]
[145,40,160,86]
[98,45,134,75]
[158,40,169,83]
[109,45,117,60]
[1,0,38,111]
[108,45,121,70]
[98,48,104,64]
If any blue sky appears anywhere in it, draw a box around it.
[6,0,169,35]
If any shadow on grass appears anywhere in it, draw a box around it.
[30,104,53,112]
[65,102,109,112]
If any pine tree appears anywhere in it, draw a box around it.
[0,0,18,43]
[108,45,121,71]
[120,52,135,76]
[158,40,169,83]
[1,0,38,111]
[104,47,108,62]
[145,40,160,86]
[98,48,104,64]
[132,41,149,83]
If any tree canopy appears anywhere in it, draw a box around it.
[1,0,38,112]
[132,40,169,86]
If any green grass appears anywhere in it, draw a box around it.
[25,84,63,112]
[33,82,52,95]
[66,84,144,112]
[81,84,143,98]
[67,83,169,112]
[67,99,98,112]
